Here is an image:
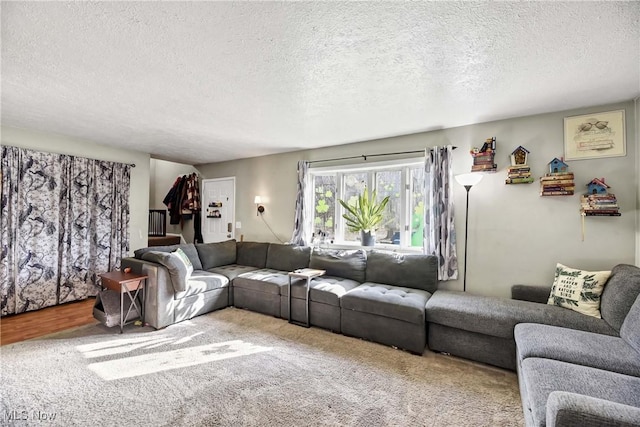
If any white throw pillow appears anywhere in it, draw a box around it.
[547,263,611,318]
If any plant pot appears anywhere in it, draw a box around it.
[360,230,375,246]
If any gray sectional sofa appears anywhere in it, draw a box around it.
[427,263,640,426]
[121,241,640,426]
[121,240,438,354]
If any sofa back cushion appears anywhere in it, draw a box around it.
[365,250,438,293]
[309,249,367,283]
[196,240,237,270]
[236,241,269,268]
[134,243,203,271]
[620,294,640,353]
[600,264,640,332]
[141,249,193,292]
[266,244,311,272]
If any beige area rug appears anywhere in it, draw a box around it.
[1,307,523,426]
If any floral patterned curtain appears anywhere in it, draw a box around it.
[1,146,130,315]
[289,160,309,246]
[424,145,458,280]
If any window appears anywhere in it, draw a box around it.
[308,158,425,250]
[312,174,336,238]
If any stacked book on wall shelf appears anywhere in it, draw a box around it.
[505,165,534,184]
[581,194,621,216]
[540,173,575,196]
[580,178,621,216]
[470,137,497,173]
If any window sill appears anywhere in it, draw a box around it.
[316,242,424,254]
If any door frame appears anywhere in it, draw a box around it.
[201,177,236,242]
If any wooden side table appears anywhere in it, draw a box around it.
[287,268,325,327]
[99,271,148,333]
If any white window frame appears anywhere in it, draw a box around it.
[307,157,424,252]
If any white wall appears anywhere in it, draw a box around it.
[636,97,640,267]
[1,126,151,252]
[198,100,638,298]
[197,152,302,244]
[149,158,199,243]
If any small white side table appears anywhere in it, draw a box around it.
[287,268,325,327]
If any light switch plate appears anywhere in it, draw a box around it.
[236,221,242,229]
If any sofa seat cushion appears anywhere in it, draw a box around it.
[426,290,617,340]
[174,271,229,300]
[209,264,259,281]
[233,269,291,295]
[520,358,640,427]
[341,283,431,325]
[515,323,640,377]
[281,275,361,306]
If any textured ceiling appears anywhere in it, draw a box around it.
[2,2,639,165]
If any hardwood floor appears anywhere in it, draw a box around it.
[1,298,98,346]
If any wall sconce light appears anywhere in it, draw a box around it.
[254,196,265,216]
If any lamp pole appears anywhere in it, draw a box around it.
[462,185,471,292]
[454,173,482,293]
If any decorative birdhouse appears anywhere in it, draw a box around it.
[586,178,610,195]
[548,157,569,174]
[510,146,529,166]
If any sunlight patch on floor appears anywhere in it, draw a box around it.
[76,330,208,358]
[173,332,204,345]
[77,335,177,358]
[88,340,272,380]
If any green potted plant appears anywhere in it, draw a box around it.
[339,190,390,246]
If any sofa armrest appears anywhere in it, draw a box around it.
[121,257,176,329]
[511,284,550,304]
[547,391,640,427]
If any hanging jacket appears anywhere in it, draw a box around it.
[163,174,202,232]
[164,176,187,225]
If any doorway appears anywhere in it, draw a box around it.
[201,177,236,243]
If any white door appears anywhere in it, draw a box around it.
[202,177,236,243]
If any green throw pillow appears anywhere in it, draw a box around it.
[547,263,611,318]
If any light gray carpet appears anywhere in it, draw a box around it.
[1,307,523,426]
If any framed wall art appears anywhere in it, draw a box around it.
[564,109,626,160]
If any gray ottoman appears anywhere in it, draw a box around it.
[341,283,431,354]
[426,290,616,370]
[233,269,289,317]
[281,275,360,332]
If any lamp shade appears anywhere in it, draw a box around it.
[254,196,262,204]
[455,173,483,187]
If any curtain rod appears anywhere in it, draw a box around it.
[307,146,457,165]
[3,144,136,167]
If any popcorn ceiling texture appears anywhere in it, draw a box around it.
[2,2,638,164]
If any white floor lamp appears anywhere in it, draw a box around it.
[455,173,483,292]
